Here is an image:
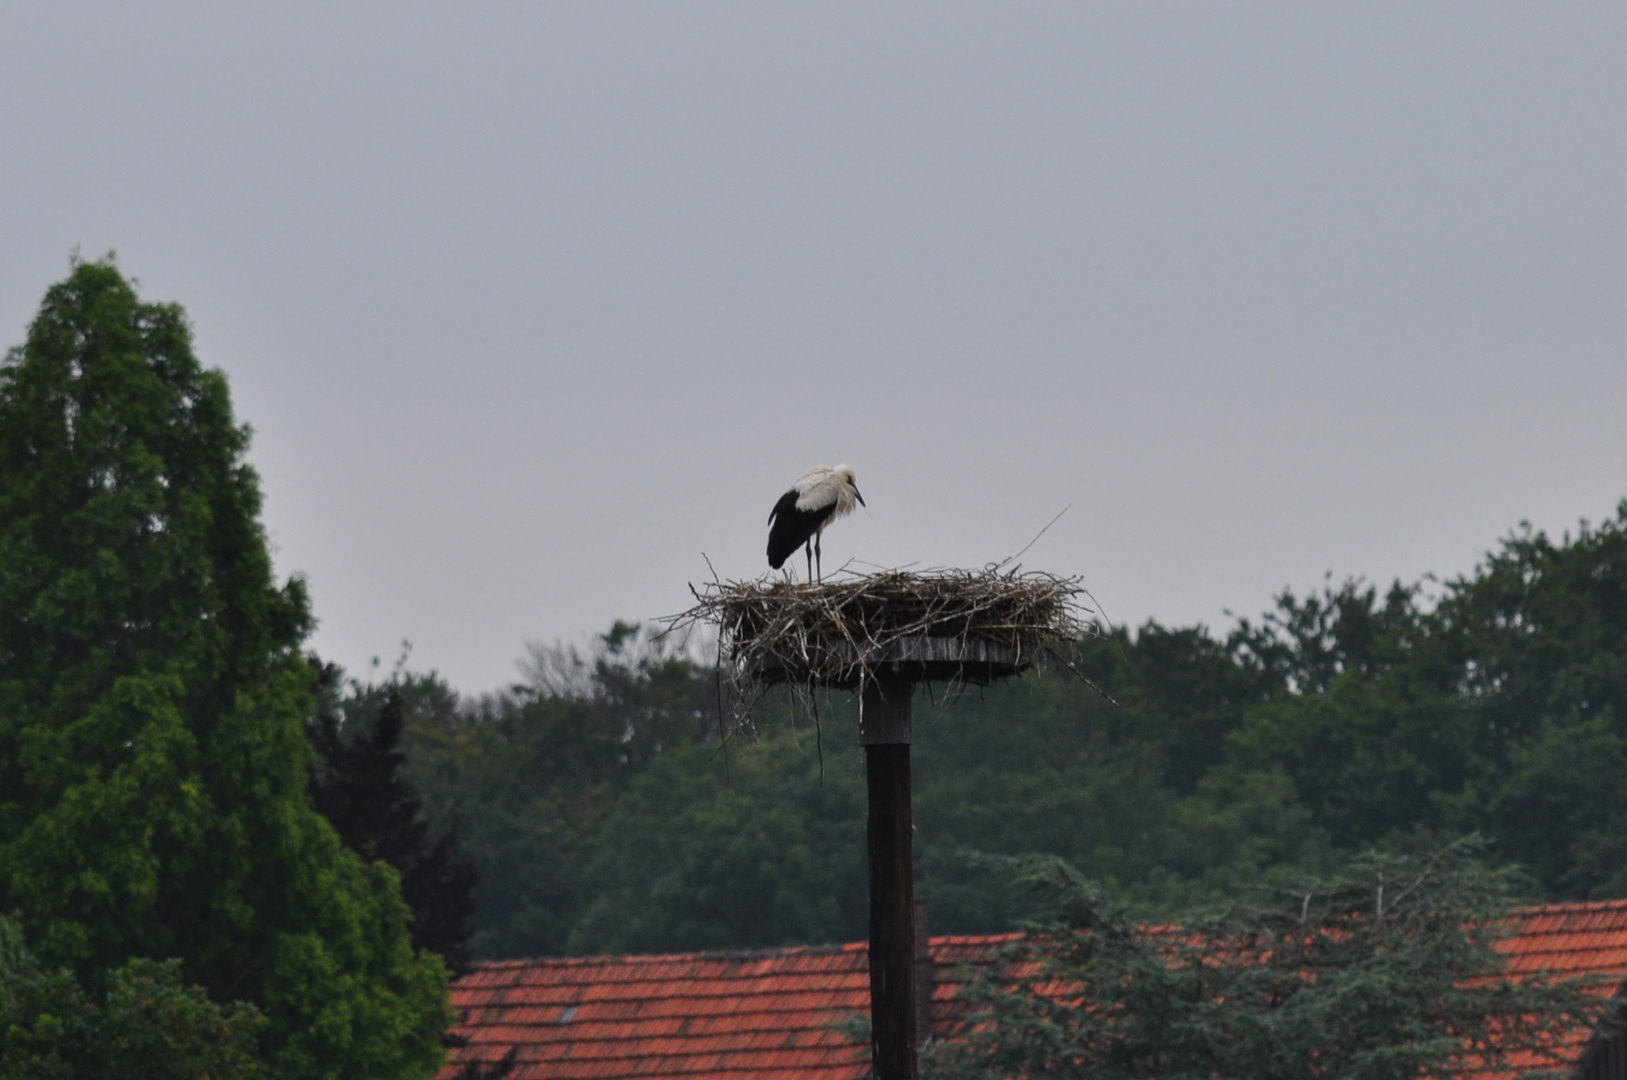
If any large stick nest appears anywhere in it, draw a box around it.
[667,566,1097,724]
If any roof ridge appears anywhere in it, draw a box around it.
[461,903,1625,974]
[463,932,1018,973]
[465,940,866,971]
[1514,898,1627,915]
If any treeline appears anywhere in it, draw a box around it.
[328,505,1627,960]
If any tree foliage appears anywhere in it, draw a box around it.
[0,916,264,1080]
[566,723,868,954]
[365,624,721,958]
[1224,511,1627,898]
[308,660,479,973]
[0,260,450,1078]
[924,844,1612,1080]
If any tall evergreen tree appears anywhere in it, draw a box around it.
[307,661,479,973]
[0,259,451,1079]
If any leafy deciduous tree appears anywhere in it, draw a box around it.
[0,260,450,1078]
[0,916,265,1080]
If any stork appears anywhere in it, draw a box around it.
[767,465,865,581]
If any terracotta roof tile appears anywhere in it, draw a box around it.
[440,901,1627,1080]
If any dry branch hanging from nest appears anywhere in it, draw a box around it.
[668,566,1097,722]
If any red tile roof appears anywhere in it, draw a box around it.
[443,934,1011,1079]
[1486,899,1627,1074]
[442,902,1627,1080]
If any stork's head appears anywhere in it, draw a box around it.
[833,464,865,511]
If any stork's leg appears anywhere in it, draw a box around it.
[805,541,813,583]
[815,533,823,582]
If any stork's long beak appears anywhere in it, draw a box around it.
[853,486,866,507]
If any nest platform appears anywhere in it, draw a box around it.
[674,566,1089,696]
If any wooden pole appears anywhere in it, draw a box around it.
[862,674,916,1080]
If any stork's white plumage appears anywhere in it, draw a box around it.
[766,465,865,581]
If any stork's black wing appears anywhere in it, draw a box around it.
[767,489,832,569]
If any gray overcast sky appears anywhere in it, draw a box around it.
[4,4,1625,694]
